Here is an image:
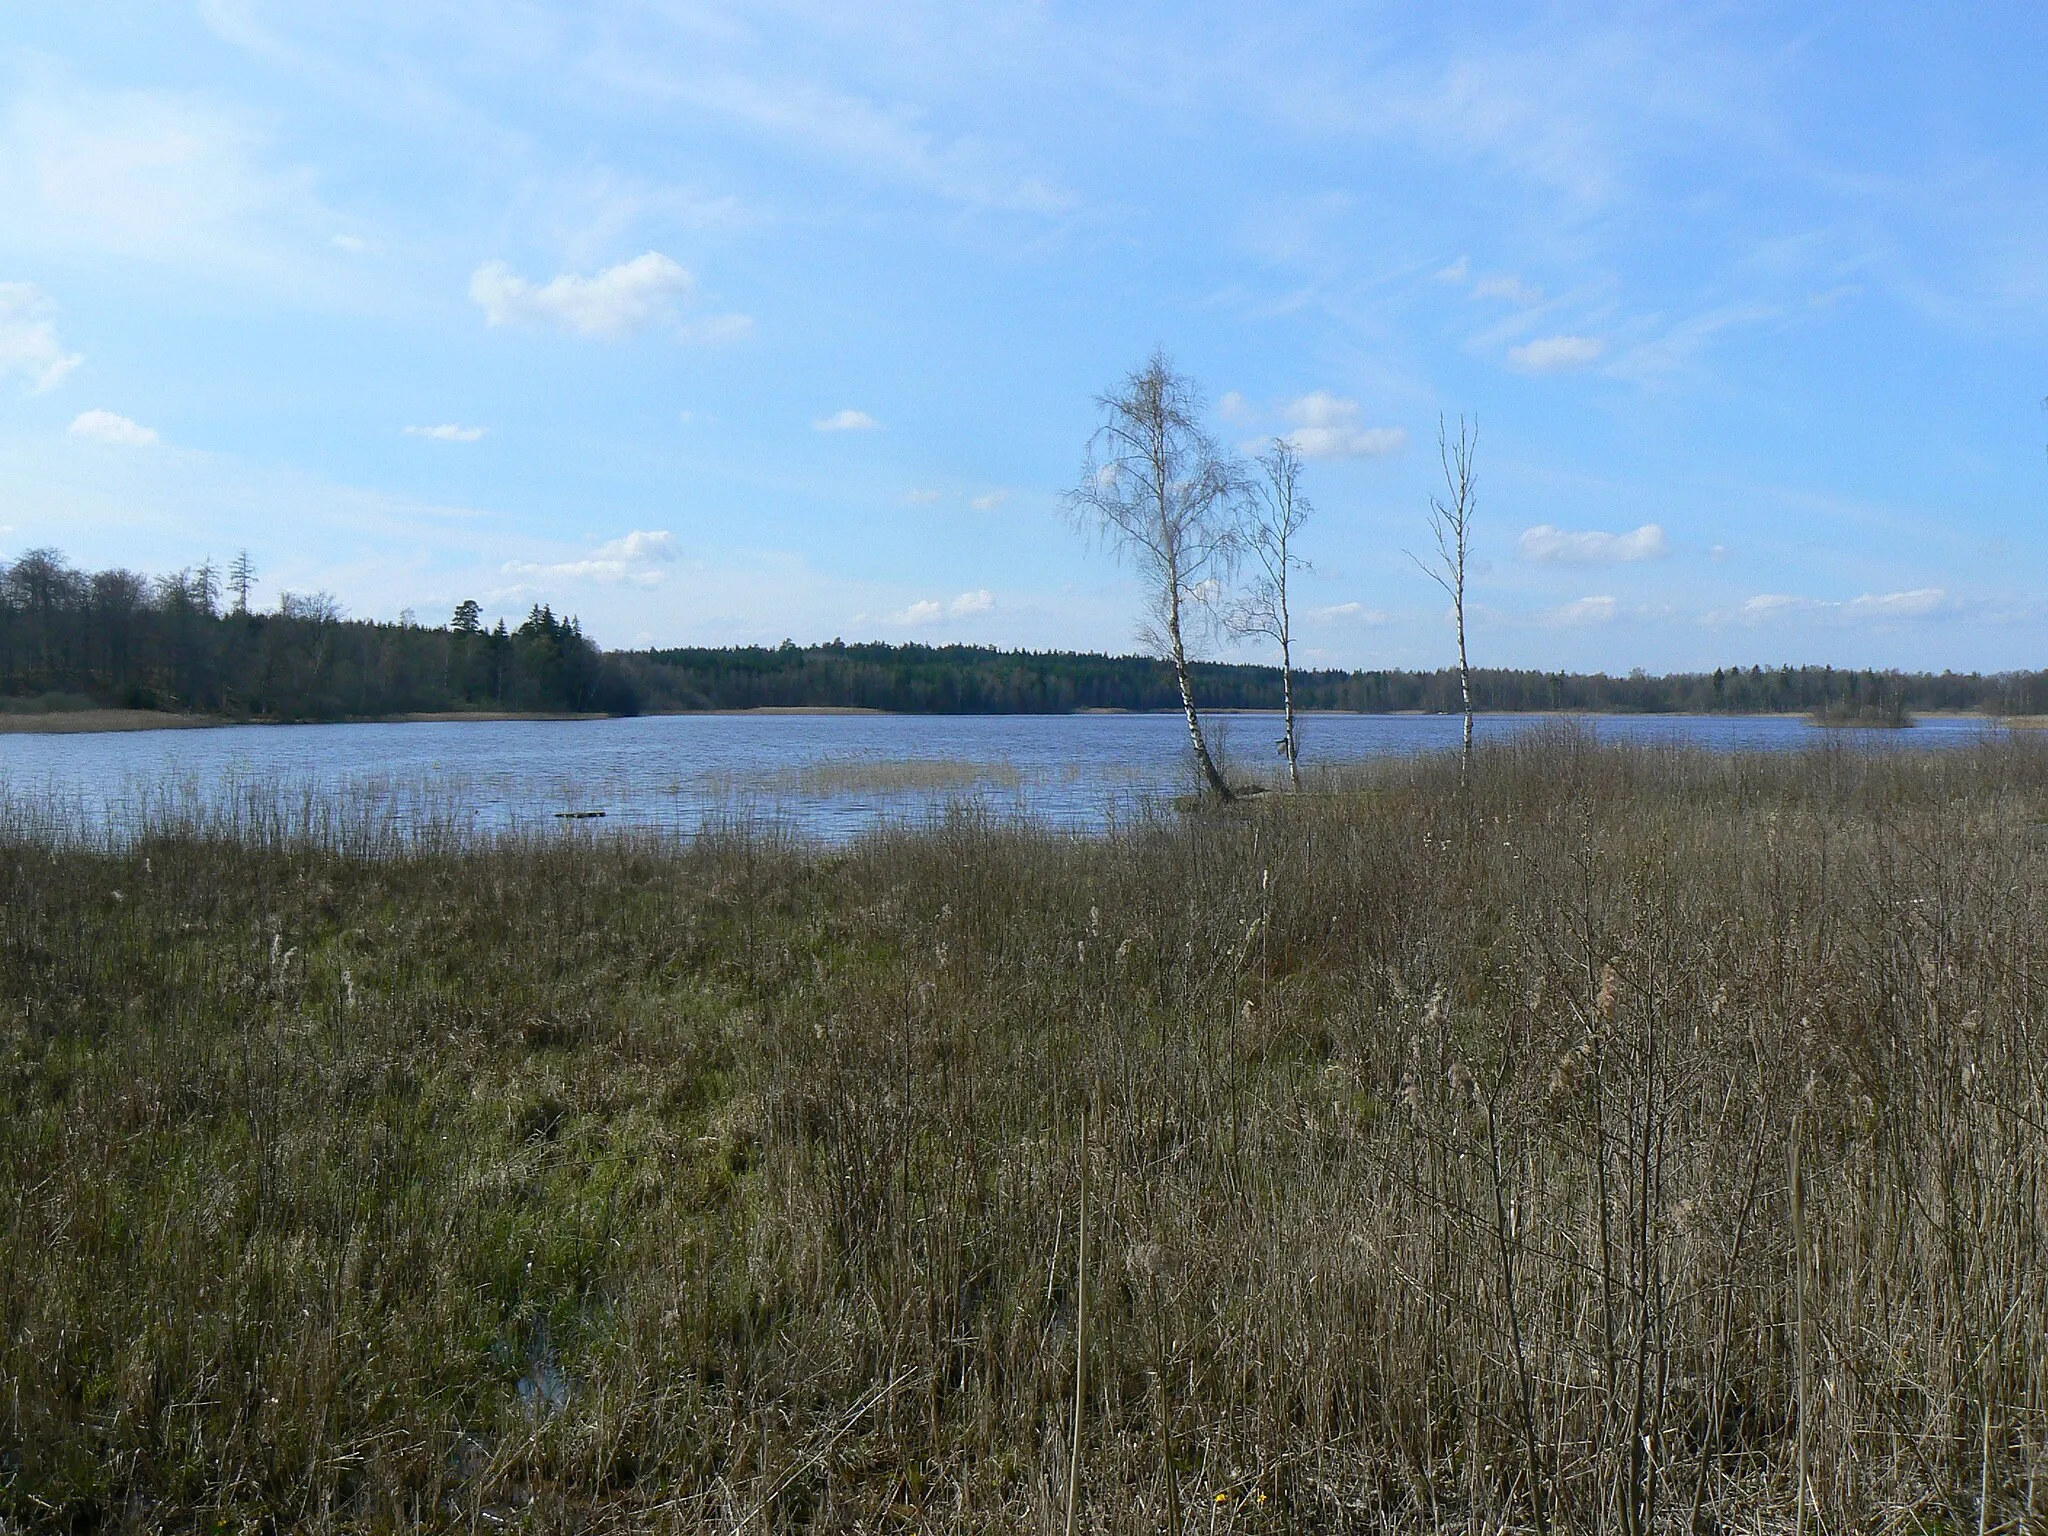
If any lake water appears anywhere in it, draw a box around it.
[0,710,2009,842]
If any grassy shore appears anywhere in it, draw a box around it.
[3,729,2046,1531]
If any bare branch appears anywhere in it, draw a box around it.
[1224,437,1313,789]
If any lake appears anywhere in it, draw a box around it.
[0,710,2010,842]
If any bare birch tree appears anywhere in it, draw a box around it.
[1412,415,1478,781]
[1066,350,1243,800]
[1230,437,1312,790]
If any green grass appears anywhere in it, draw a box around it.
[3,727,2047,1531]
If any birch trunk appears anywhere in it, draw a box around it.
[1169,603,1232,799]
[1279,572,1300,791]
[1457,590,1472,783]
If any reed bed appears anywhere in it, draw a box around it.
[3,727,2046,1532]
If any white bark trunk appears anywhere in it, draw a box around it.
[1168,601,1231,800]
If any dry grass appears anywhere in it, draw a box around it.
[3,725,2047,1531]
[0,709,222,734]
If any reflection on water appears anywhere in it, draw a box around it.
[0,710,2009,842]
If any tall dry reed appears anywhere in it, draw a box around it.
[3,726,2045,1531]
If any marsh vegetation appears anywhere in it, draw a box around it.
[3,730,2046,1531]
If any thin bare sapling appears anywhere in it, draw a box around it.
[1229,438,1314,790]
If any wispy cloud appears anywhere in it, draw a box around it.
[0,73,336,279]
[502,529,678,586]
[1547,594,1621,625]
[470,252,748,341]
[590,61,1074,216]
[904,488,942,505]
[1508,334,1605,372]
[1307,601,1392,626]
[1607,303,1777,381]
[1845,588,1950,619]
[1517,523,1668,564]
[0,283,82,393]
[814,408,880,432]
[1318,16,1762,206]
[405,423,487,443]
[1474,273,1544,305]
[69,409,158,446]
[969,491,1008,511]
[1737,587,1955,624]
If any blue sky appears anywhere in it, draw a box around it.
[2,3,2044,673]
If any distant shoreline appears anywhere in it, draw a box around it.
[0,705,887,735]
[0,704,2041,737]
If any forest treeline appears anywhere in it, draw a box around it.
[3,547,2044,720]
[0,549,638,719]
[619,640,2048,717]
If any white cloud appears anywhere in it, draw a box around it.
[470,252,745,340]
[69,409,158,446]
[1218,389,1253,421]
[1279,391,1408,460]
[329,234,375,254]
[891,589,995,625]
[0,283,82,393]
[405,423,487,443]
[1307,601,1392,626]
[1739,588,1954,624]
[600,530,676,564]
[1508,334,1605,372]
[1517,523,1669,564]
[1548,594,1620,625]
[502,529,677,586]
[1435,256,1470,282]
[969,490,1008,511]
[814,408,880,432]
[904,488,942,505]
